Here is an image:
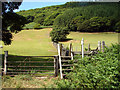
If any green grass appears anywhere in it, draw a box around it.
[1,28,118,88]
[2,28,118,55]
[23,22,53,29]
[2,75,57,88]
[23,22,36,29]
[2,28,57,56]
[60,32,118,51]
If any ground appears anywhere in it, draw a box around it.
[1,28,118,88]
[61,32,118,51]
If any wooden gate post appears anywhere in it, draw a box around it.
[69,43,72,56]
[54,55,59,77]
[60,44,62,56]
[70,43,73,60]
[88,43,90,52]
[4,51,8,75]
[81,38,84,58]
[102,41,105,52]
[98,41,101,51]
[57,43,63,79]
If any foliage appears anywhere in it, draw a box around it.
[56,44,120,88]
[26,15,34,23]
[2,1,27,45]
[43,12,62,26]
[54,2,120,32]
[50,27,70,42]
[17,2,120,33]
[77,17,112,32]
[115,21,120,32]
[33,23,41,29]
[34,13,46,25]
[23,22,36,29]
[70,16,86,31]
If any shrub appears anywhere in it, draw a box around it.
[53,3,119,32]
[77,17,112,32]
[70,16,86,31]
[115,21,120,32]
[26,15,34,23]
[56,44,120,88]
[33,24,41,29]
[43,12,61,26]
[34,13,46,25]
[50,26,70,42]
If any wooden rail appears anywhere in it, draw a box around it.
[3,52,59,77]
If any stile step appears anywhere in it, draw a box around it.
[61,60,71,62]
[62,74,66,76]
[61,56,71,58]
[62,64,73,67]
[62,69,72,71]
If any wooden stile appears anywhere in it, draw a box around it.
[70,43,74,60]
[4,51,8,75]
[102,41,105,52]
[88,43,90,51]
[98,41,101,51]
[69,43,72,56]
[81,38,84,58]
[54,55,59,77]
[58,43,63,79]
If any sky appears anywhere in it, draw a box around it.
[14,2,66,12]
[14,0,120,12]
[13,0,95,12]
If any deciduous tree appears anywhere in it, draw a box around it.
[1,0,27,45]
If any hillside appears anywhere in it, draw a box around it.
[17,2,120,30]
[2,28,57,56]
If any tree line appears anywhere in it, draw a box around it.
[4,2,120,44]
[50,2,120,42]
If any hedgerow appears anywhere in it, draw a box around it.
[55,44,120,89]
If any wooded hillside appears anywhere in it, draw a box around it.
[17,2,120,28]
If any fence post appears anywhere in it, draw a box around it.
[4,51,8,75]
[57,43,63,79]
[81,38,84,58]
[60,44,62,56]
[98,41,101,51]
[88,43,90,52]
[102,41,105,52]
[70,43,73,60]
[54,55,59,77]
[69,43,72,56]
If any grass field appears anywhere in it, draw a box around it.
[60,32,118,51]
[1,28,118,88]
[23,22,53,29]
[2,28,57,56]
[2,28,118,55]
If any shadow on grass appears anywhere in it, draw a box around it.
[59,38,73,42]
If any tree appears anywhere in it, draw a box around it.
[1,0,27,45]
[33,23,41,29]
[70,16,86,31]
[77,17,112,32]
[50,27,70,42]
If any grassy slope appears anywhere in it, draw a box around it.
[60,32,118,51]
[2,28,57,56]
[2,28,118,55]
[2,28,118,88]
